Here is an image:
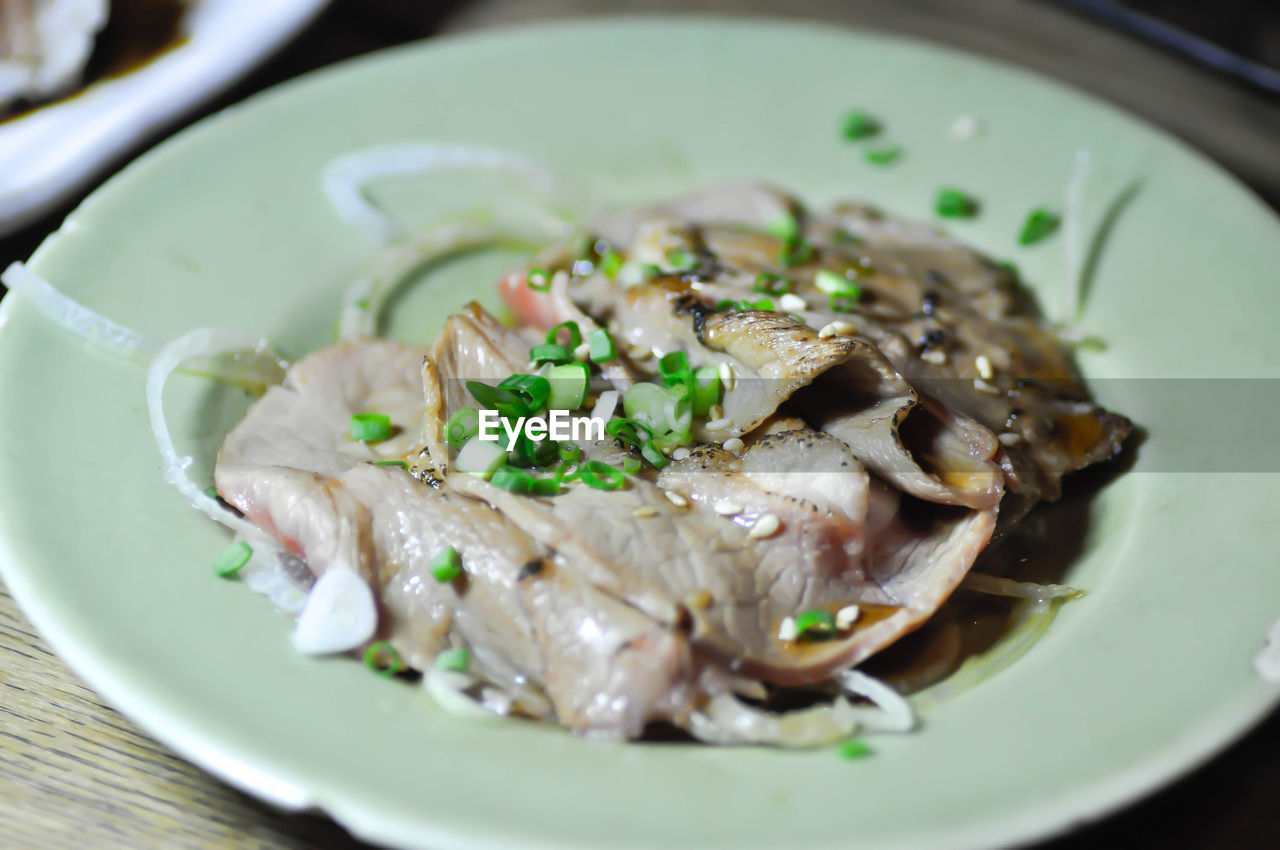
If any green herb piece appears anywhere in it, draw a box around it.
[371,460,409,469]
[754,272,793,295]
[587,327,616,362]
[794,609,837,640]
[547,362,590,410]
[766,211,799,243]
[829,292,861,313]
[690,366,721,416]
[350,412,392,443]
[779,236,814,268]
[622,456,642,475]
[529,343,571,365]
[431,547,463,583]
[837,738,872,760]
[213,541,252,578]
[640,441,667,469]
[599,250,623,279]
[666,249,697,271]
[445,407,480,449]
[815,269,857,296]
[935,188,978,219]
[526,268,552,291]
[364,642,406,678]
[490,465,561,495]
[841,110,881,140]
[546,321,582,350]
[865,145,902,166]
[435,648,469,672]
[580,460,626,491]
[1018,208,1061,246]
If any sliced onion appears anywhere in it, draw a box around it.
[290,565,377,655]
[237,535,313,616]
[835,669,916,733]
[146,328,284,544]
[961,572,1085,603]
[322,143,572,245]
[686,693,860,747]
[591,389,619,423]
[3,261,162,363]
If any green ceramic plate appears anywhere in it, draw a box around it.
[2,18,1278,850]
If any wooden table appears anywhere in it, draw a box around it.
[3,2,1279,847]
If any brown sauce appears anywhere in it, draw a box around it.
[1,0,187,123]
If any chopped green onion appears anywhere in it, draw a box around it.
[599,249,623,279]
[491,465,561,495]
[496,374,551,414]
[527,268,552,291]
[841,110,881,140]
[837,738,871,760]
[554,460,581,483]
[795,609,837,640]
[622,456,641,475]
[372,460,409,469]
[829,292,860,313]
[666,248,697,271]
[546,321,582,349]
[640,441,667,468]
[445,407,481,449]
[204,485,218,499]
[465,381,527,419]
[587,327,616,362]
[212,541,252,578]
[529,343,570,365]
[779,236,814,268]
[865,145,902,166]
[748,298,775,311]
[690,366,721,416]
[659,350,689,382]
[364,642,407,678]
[935,188,978,219]
[766,211,799,243]
[1018,208,1061,246]
[454,436,506,478]
[558,442,582,463]
[754,272,793,295]
[815,269,857,296]
[507,432,559,469]
[547,362,590,410]
[435,648,469,672]
[350,412,393,443]
[606,417,654,448]
[618,262,662,285]
[580,460,626,491]
[714,299,739,312]
[624,382,690,436]
[431,546,463,582]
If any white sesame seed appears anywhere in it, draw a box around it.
[998,432,1023,446]
[718,361,736,391]
[722,437,745,455]
[779,293,808,312]
[573,342,591,362]
[778,617,798,642]
[818,323,838,339]
[664,491,688,508]
[975,354,994,380]
[836,604,861,630]
[672,447,692,461]
[749,514,781,538]
[633,506,657,518]
[708,404,724,421]
[705,417,733,432]
[973,377,1001,395]
[921,348,948,365]
[551,269,570,289]
[713,500,743,516]
[831,321,856,336]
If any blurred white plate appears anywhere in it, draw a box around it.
[0,0,328,236]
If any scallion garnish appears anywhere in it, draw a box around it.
[527,268,552,291]
[605,417,654,448]
[546,321,582,350]
[829,292,860,313]
[363,641,407,678]
[837,737,871,760]
[491,465,561,495]
[666,248,696,271]
[529,343,571,365]
[779,235,814,268]
[766,211,799,242]
[580,460,626,491]
[714,299,738,312]
[1018,208,1061,246]
[436,648,469,672]
[431,546,463,583]
[690,366,721,416]
[587,327,616,362]
[640,441,667,469]
[554,460,581,483]
[754,272,793,295]
[350,412,393,443]
[841,110,881,140]
[371,460,409,469]
[865,145,902,166]
[204,485,218,499]
[935,188,978,219]
[794,609,837,640]
[547,362,590,410]
[558,442,582,463]
[622,456,641,475]
[599,249,623,280]
[659,351,690,384]
[466,382,526,419]
[445,407,480,449]
[815,269,857,296]
[507,432,559,469]
[749,297,775,311]
[212,541,252,578]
